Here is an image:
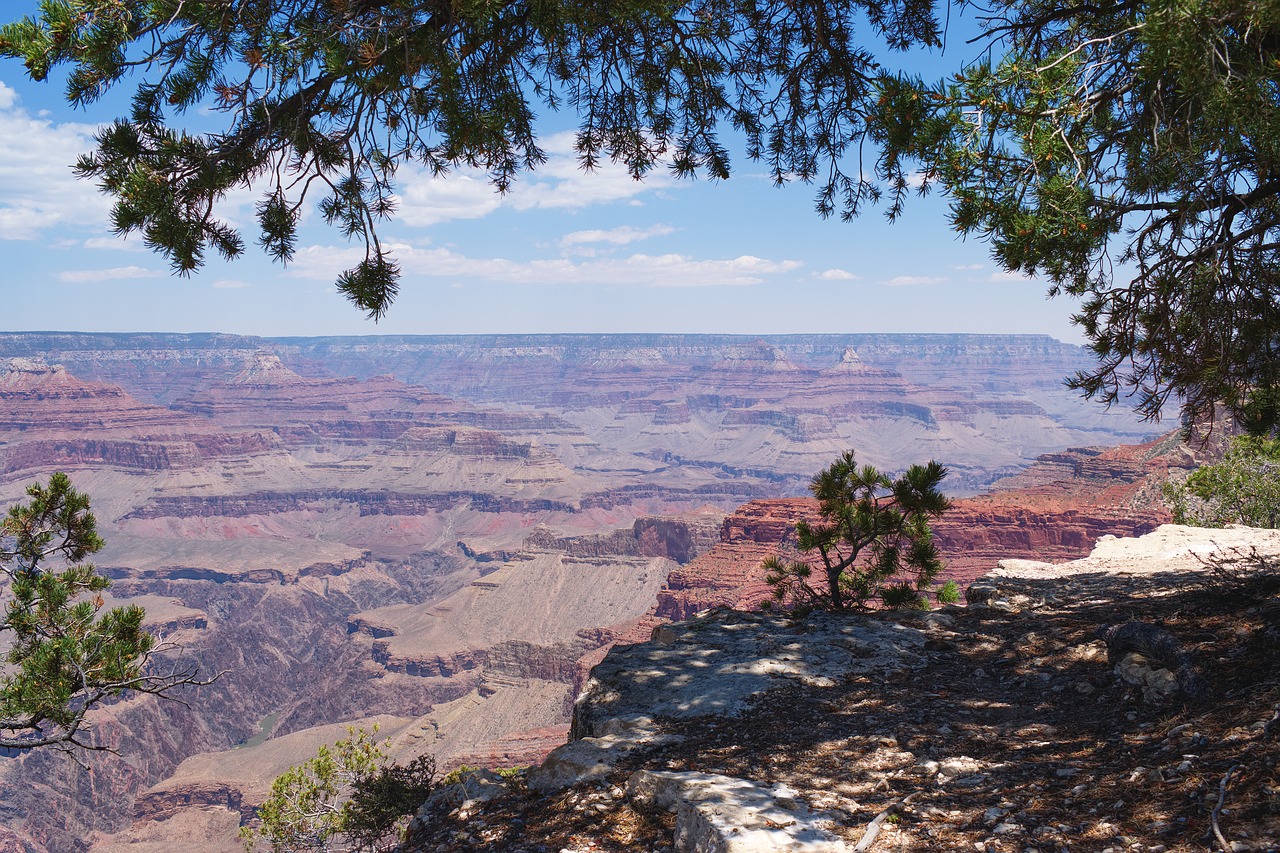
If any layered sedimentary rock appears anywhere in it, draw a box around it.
[2,332,1163,498]
[0,359,277,475]
[642,431,1197,624]
[0,333,1173,852]
[170,353,579,441]
[349,551,675,687]
[0,331,275,403]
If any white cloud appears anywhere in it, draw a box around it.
[508,133,672,210]
[952,263,983,271]
[814,268,859,281]
[83,235,145,252]
[881,275,947,287]
[0,81,109,240]
[212,279,251,289]
[0,85,671,244]
[57,265,163,283]
[903,171,928,189]
[287,242,801,288]
[989,269,1036,282]
[0,207,62,238]
[392,132,674,227]
[394,173,504,227]
[561,224,674,248]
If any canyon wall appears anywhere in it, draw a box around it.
[0,332,1172,851]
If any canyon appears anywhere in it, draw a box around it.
[0,332,1175,851]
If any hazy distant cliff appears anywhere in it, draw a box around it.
[0,332,1171,851]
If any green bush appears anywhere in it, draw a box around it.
[1165,436,1280,528]
[762,450,953,611]
[241,726,436,853]
[345,754,436,852]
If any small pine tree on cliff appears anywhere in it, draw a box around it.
[1,473,208,751]
[763,451,956,611]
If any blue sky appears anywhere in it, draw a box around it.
[0,13,1083,340]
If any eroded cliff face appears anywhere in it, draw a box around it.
[0,334,1172,851]
[0,555,477,852]
[0,359,279,476]
[641,431,1200,624]
[3,333,1164,498]
[457,525,1280,853]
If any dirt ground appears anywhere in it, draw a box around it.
[405,568,1280,852]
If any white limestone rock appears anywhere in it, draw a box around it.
[1115,654,1181,702]
[572,609,928,740]
[526,716,677,793]
[525,734,642,793]
[627,769,849,852]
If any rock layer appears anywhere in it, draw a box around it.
[0,333,1173,852]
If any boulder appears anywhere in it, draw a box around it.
[525,734,644,793]
[627,769,849,852]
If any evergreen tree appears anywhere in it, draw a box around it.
[1165,435,1280,528]
[0,0,940,318]
[241,726,436,853]
[763,450,956,611]
[876,0,1280,432]
[4,1,1280,429]
[1,472,207,751]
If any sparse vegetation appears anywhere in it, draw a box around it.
[1165,436,1280,528]
[762,450,954,611]
[241,726,435,853]
[0,472,207,751]
[344,754,437,852]
[439,764,483,787]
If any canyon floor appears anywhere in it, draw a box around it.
[404,528,1280,853]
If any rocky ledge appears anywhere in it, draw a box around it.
[404,525,1280,853]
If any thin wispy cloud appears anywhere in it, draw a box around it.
[953,263,983,271]
[881,275,947,287]
[393,132,674,227]
[561,224,674,248]
[288,242,801,288]
[212,279,251,289]
[989,269,1036,282]
[57,265,163,283]
[83,235,144,252]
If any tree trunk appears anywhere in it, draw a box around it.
[828,567,844,610]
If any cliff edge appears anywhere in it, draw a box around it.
[404,525,1280,853]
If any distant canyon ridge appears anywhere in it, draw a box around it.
[0,332,1175,852]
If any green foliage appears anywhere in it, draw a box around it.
[241,726,436,853]
[0,473,201,751]
[875,0,1280,431]
[937,579,961,605]
[1165,436,1280,528]
[0,0,941,319]
[763,450,952,611]
[344,754,436,853]
[6,2,1277,429]
[439,764,482,787]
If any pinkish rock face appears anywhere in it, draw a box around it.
[0,333,1169,852]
